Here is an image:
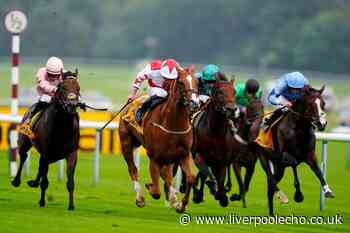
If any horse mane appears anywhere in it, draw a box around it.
[214,72,228,82]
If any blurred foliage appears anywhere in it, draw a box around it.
[0,0,349,73]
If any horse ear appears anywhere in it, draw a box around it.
[319,84,325,94]
[230,74,235,85]
[187,64,196,75]
[60,69,65,80]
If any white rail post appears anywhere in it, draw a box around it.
[175,167,182,193]
[134,147,140,169]
[94,129,102,186]
[57,159,64,181]
[25,151,30,176]
[320,140,327,211]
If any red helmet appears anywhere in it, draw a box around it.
[160,59,178,79]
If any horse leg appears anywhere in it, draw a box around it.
[258,151,279,216]
[66,151,77,210]
[272,160,289,205]
[11,135,32,187]
[145,159,161,199]
[244,160,256,193]
[176,154,195,213]
[162,164,177,208]
[306,151,335,198]
[38,157,49,207]
[224,164,232,192]
[212,165,229,207]
[231,163,247,207]
[120,132,145,207]
[28,156,45,188]
[292,166,304,203]
[192,171,206,204]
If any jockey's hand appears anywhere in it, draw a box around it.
[127,95,135,103]
[286,102,293,108]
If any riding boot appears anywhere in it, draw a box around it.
[136,95,164,124]
[24,101,49,125]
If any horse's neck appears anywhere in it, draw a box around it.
[206,102,228,133]
[160,95,189,130]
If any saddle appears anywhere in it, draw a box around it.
[255,114,284,149]
[121,95,150,135]
[18,111,43,140]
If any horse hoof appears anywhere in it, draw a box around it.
[294,191,304,203]
[276,190,289,204]
[325,191,335,198]
[151,193,161,200]
[136,197,146,208]
[39,200,46,207]
[206,180,218,195]
[11,179,20,187]
[179,185,186,194]
[219,196,229,207]
[68,206,75,211]
[27,180,39,188]
[192,192,204,204]
[175,203,185,213]
[230,194,241,201]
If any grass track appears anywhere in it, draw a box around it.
[0,142,349,233]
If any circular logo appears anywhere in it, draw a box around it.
[4,10,28,34]
[179,213,191,225]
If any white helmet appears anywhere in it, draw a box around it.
[160,59,178,79]
[46,57,64,75]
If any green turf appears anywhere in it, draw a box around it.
[0,142,349,233]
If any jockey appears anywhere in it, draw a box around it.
[264,71,309,129]
[235,78,262,112]
[128,59,178,124]
[24,57,64,123]
[195,64,220,105]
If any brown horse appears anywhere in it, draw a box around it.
[225,98,264,207]
[118,65,199,213]
[11,70,81,210]
[191,73,236,207]
[256,85,334,215]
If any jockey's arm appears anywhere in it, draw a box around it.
[268,77,289,106]
[37,70,58,95]
[129,67,149,100]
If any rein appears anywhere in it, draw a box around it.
[151,122,192,134]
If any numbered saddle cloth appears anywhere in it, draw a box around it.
[255,114,284,149]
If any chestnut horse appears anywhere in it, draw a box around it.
[225,98,264,207]
[119,65,199,213]
[191,73,236,207]
[11,70,81,210]
[256,85,334,215]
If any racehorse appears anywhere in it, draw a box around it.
[225,97,264,207]
[191,72,237,207]
[118,65,199,213]
[256,85,334,215]
[11,70,81,210]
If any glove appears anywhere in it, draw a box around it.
[79,102,87,111]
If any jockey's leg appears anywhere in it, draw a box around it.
[136,95,164,124]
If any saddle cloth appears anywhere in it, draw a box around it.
[121,95,149,135]
[18,111,43,140]
[255,115,284,149]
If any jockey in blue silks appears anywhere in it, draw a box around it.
[264,71,309,129]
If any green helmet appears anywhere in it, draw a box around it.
[202,64,220,81]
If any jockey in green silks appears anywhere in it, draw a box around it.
[235,78,262,110]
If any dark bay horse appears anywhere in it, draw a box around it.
[191,73,236,207]
[257,85,334,215]
[225,98,264,207]
[119,65,199,213]
[11,70,81,210]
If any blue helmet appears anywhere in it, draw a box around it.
[284,72,308,89]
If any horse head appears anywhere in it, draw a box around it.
[54,69,81,114]
[294,85,327,131]
[210,72,236,119]
[168,64,199,113]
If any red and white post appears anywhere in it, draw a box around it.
[9,34,20,177]
[4,10,27,177]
